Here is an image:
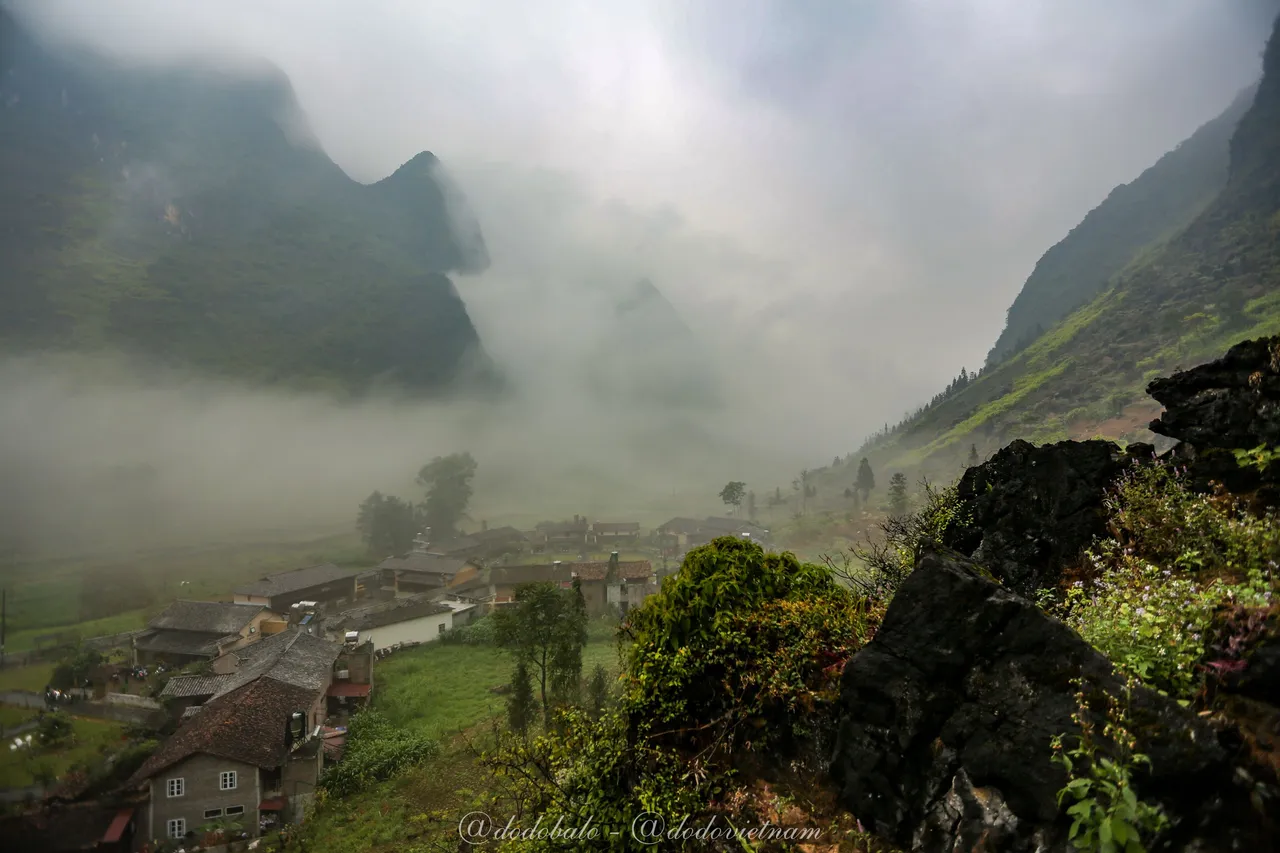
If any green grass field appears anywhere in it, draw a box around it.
[0,704,37,732]
[0,714,126,790]
[0,662,56,693]
[373,637,624,738]
[0,532,364,653]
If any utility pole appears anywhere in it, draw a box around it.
[1,588,6,670]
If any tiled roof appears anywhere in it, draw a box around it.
[159,673,234,698]
[234,563,359,598]
[216,629,340,698]
[127,676,319,785]
[489,564,573,587]
[147,600,265,634]
[571,560,654,582]
[134,629,236,657]
[593,522,641,533]
[425,536,481,555]
[378,552,474,575]
[471,526,527,542]
[658,517,704,534]
[703,517,765,533]
[336,595,451,631]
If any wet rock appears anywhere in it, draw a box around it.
[943,439,1152,596]
[830,547,1251,853]
[1148,336,1280,450]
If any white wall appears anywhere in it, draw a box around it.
[359,611,454,651]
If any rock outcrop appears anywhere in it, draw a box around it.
[942,439,1152,597]
[1148,335,1280,502]
[830,547,1260,853]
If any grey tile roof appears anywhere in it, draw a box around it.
[234,563,360,598]
[470,526,527,542]
[337,595,451,631]
[134,630,237,657]
[159,673,234,698]
[378,552,473,575]
[215,628,340,698]
[146,600,265,634]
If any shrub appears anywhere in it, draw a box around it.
[438,615,498,645]
[1057,464,1278,700]
[320,709,437,797]
[623,537,867,752]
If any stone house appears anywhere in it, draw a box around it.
[133,601,271,667]
[326,594,455,651]
[377,552,481,595]
[590,521,641,547]
[233,563,364,613]
[127,629,351,845]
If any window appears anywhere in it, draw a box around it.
[166,818,186,839]
[166,777,184,798]
[438,623,446,634]
[219,770,237,791]
[225,805,245,816]
[203,808,223,820]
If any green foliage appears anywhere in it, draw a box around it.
[1050,680,1169,853]
[1056,464,1279,700]
[355,491,422,556]
[438,614,498,646]
[624,537,866,751]
[494,581,588,728]
[718,481,746,512]
[49,646,102,691]
[416,452,478,539]
[37,712,73,746]
[586,663,612,718]
[887,472,909,518]
[507,659,535,735]
[848,481,971,601]
[320,709,438,798]
[855,457,876,501]
[1233,444,1280,473]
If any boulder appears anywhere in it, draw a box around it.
[1148,336,1280,450]
[830,547,1259,853]
[943,439,1152,596]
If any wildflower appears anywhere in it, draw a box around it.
[1135,607,1146,617]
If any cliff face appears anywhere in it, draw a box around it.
[0,8,495,396]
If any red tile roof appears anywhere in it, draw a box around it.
[102,808,134,843]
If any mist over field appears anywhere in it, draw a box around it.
[1,0,1276,555]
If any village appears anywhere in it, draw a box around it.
[0,514,774,852]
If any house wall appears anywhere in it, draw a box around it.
[232,593,271,607]
[446,565,480,588]
[221,610,274,654]
[268,577,357,614]
[358,611,454,651]
[146,754,261,844]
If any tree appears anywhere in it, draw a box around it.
[887,472,909,518]
[586,663,611,717]
[494,581,588,728]
[356,492,422,556]
[719,481,746,515]
[745,490,757,522]
[50,646,102,691]
[855,457,876,503]
[967,444,980,467]
[507,659,535,735]
[415,452,478,539]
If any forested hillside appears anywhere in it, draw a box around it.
[987,86,1257,366]
[0,9,495,395]
[820,14,1280,498]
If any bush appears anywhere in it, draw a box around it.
[438,615,497,645]
[320,710,438,797]
[624,537,867,752]
[1056,464,1278,700]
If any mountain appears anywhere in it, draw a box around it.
[0,8,494,395]
[987,84,1257,366]
[829,13,1280,493]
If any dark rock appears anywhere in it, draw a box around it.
[830,547,1255,853]
[944,439,1151,596]
[1148,336,1280,450]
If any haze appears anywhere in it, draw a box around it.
[1,0,1276,555]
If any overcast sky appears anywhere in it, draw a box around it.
[11,0,1278,452]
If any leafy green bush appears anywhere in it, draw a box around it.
[846,481,971,601]
[320,710,438,797]
[1051,679,1169,853]
[624,537,867,751]
[1056,464,1278,700]
[438,614,498,645]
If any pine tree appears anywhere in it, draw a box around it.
[967,444,980,467]
[855,457,876,503]
[508,659,535,735]
[888,472,909,518]
[586,664,610,717]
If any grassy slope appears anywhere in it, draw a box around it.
[810,21,1280,503]
[0,715,126,790]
